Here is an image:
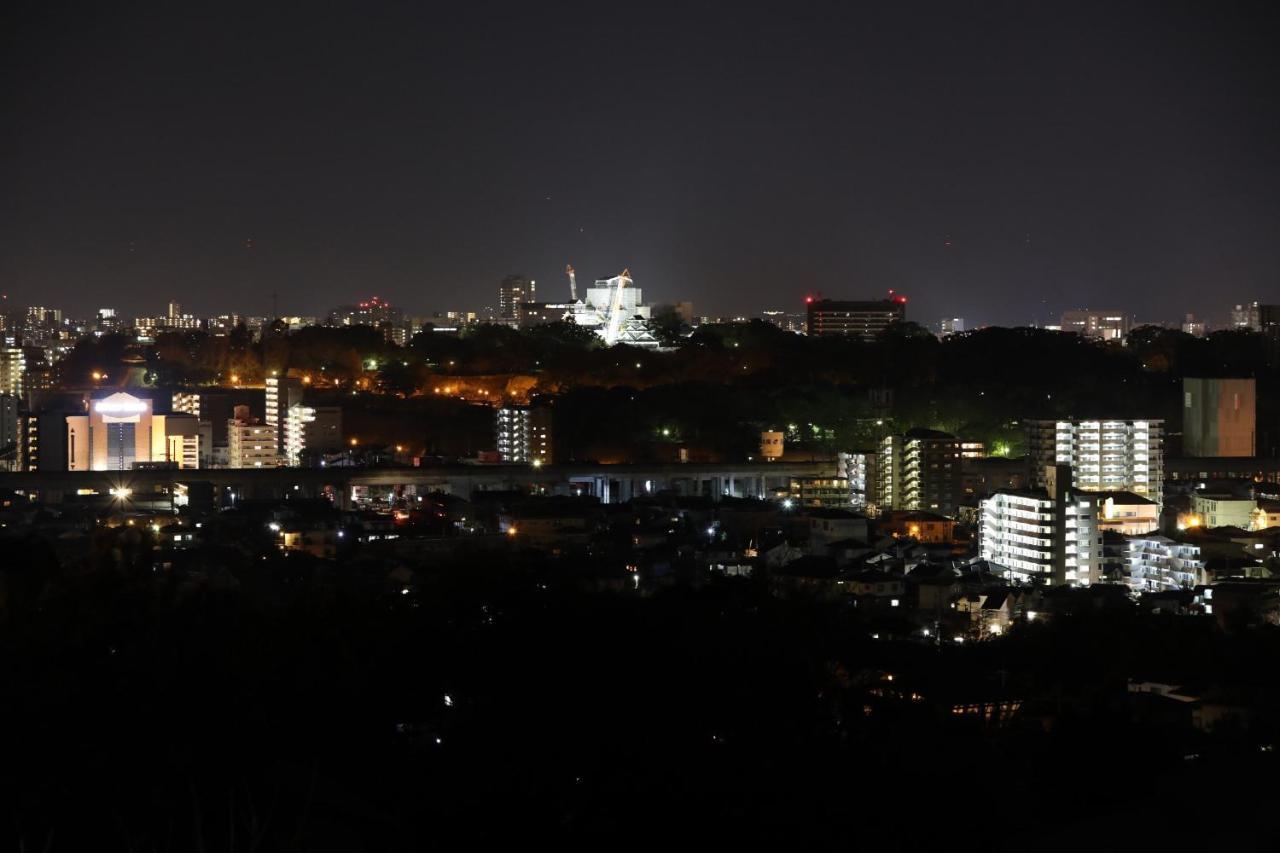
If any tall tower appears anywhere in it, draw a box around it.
[498,276,535,326]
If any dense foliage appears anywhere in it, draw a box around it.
[56,322,1280,458]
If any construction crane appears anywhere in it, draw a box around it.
[604,268,632,346]
[565,264,578,302]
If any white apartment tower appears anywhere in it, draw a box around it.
[980,465,1103,586]
[1124,536,1205,593]
[495,406,552,464]
[1025,419,1163,509]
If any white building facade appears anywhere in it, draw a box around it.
[1026,419,1163,509]
[228,419,280,468]
[495,406,552,464]
[1124,536,1205,592]
[979,466,1102,586]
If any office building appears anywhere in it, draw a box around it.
[227,406,280,469]
[65,392,200,471]
[1060,309,1130,341]
[1183,378,1255,457]
[877,429,961,516]
[498,276,536,326]
[495,406,552,464]
[979,465,1102,586]
[328,296,404,328]
[516,302,568,328]
[1025,419,1163,509]
[805,298,906,340]
[939,317,965,336]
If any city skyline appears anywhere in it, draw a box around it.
[5,2,1279,326]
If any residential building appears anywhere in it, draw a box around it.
[0,348,24,398]
[878,429,961,515]
[1192,493,1256,529]
[880,510,956,543]
[960,456,1028,497]
[284,404,343,466]
[1181,314,1206,337]
[837,451,876,512]
[1060,309,1130,341]
[495,406,552,464]
[1125,536,1206,592]
[1183,378,1255,457]
[265,374,304,454]
[805,298,906,340]
[1231,301,1261,331]
[0,394,18,471]
[789,476,851,509]
[227,406,280,469]
[979,465,1102,586]
[1025,419,1163,509]
[805,508,870,546]
[498,276,536,326]
[1094,492,1160,535]
[1251,501,1280,531]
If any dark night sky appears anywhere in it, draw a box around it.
[3,0,1278,326]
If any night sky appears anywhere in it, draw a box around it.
[3,1,1278,326]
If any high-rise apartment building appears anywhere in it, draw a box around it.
[265,374,304,454]
[498,276,536,326]
[1183,378,1255,457]
[1025,419,1163,509]
[284,404,343,466]
[227,406,279,469]
[979,465,1102,586]
[1231,301,1261,331]
[1124,536,1205,593]
[0,394,18,471]
[0,348,25,398]
[837,451,877,512]
[495,406,552,464]
[877,429,961,516]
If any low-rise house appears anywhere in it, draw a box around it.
[879,510,957,544]
[805,508,871,546]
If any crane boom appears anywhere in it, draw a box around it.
[604,268,631,346]
[565,264,578,302]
